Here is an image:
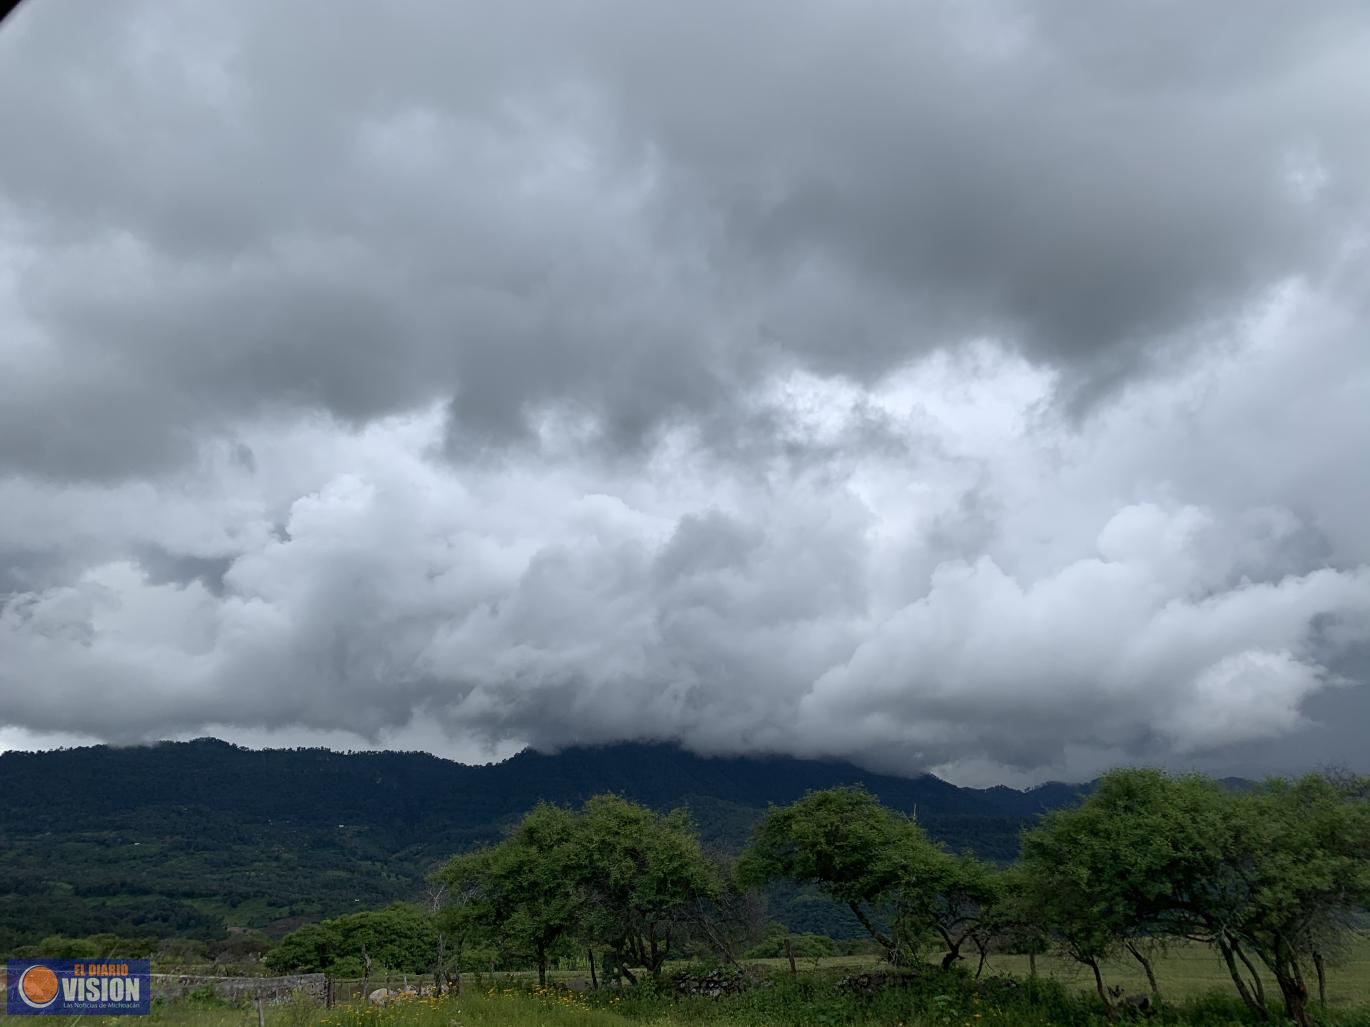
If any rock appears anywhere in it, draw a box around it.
[1123,994,1155,1018]
[367,989,390,1005]
[670,968,756,997]
[836,971,920,997]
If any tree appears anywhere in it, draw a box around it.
[1016,840,1127,1016]
[263,904,436,976]
[904,853,1003,975]
[1018,768,1370,1027]
[439,803,581,986]
[1168,774,1370,1027]
[738,787,939,965]
[264,921,341,975]
[570,795,718,980]
[1016,769,1204,1015]
[681,853,768,967]
[989,866,1049,979]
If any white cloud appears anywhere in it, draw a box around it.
[2,0,1369,783]
[3,273,1368,780]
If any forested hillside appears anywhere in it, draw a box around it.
[0,738,1082,948]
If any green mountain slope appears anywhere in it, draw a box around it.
[0,738,1084,948]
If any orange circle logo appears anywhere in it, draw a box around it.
[19,965,60,1008]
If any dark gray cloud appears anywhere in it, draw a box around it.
[3,0,1368,478]
[1,1,1368,782]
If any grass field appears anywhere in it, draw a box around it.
[434,935,1370,1008]
[754,936,1370,1007]
[971,939,1370,1007]
[65,936,1370,1027]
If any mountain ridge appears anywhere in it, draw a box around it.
[0,737,1087,947]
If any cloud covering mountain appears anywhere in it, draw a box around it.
[2,0,1368,783]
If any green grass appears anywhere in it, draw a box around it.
[742,935,1370,1008]
[78,977,1370,1027]
[74,937,1370,1027]
[976,940,1370,1007]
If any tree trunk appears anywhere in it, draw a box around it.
[1274,948,1312,1027]
[1216,936,1268,1022]
[645,927,672,976]
[1232,939,1268,1010]
[1085,956,1116,1022]
[612,947,638,986]
[1276,970,1312,1027]
[433,933,447,997]
[936,925,962,970]
[1028,951,1037,979]
[1313,950,1327,1009]
[784,936,797,976]
[690,909,745,969]
[847,902,897,960]
[972,936,990,979]
[588,949,598,991]
[1126,942,1161,1001]
[536,942,547,987]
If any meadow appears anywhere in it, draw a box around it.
[70,937,1370,1027]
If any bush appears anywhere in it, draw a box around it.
[742,926,837,960]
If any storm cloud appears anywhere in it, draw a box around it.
[1,0,1368,783]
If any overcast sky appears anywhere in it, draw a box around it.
[2,1,1368,786]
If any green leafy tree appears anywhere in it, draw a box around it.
[1019,768,1370,1027]
[440,803,581,986]
[738,787,939,964]
[264,904,435,976]
[571,795,718,980]
[988,865,1050,979]
[263,921,341,974]
[904,852,1003,974]
[1017,769,1198,1012]
[742,924,837,959]
[679,852,768,966]
[1167,774,1370,1027]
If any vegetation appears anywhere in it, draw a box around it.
[1016,770,1370,1025]
[0,739,1081,950]
[66,961,1370,1027]
[262,905,437,978]
[8,745,1368,1026]
[261,769,1370,1026]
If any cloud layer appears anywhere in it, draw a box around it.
[2,0,1369,782]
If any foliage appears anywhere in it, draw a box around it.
[440,796,721,985]
[742,924,839,959]
[571,795,719,978]
[740,788,1005,972]
[1014,770,1193,1007]
[7,740,1369,1027]
[0,739,1074,950]
[1017,767,1370,1026]
[264,903,436,975]
[738,786,942,962]
[131,966,1368,1027]
[441,803,583,986]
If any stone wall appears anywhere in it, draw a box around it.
[151,973,328,1005]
